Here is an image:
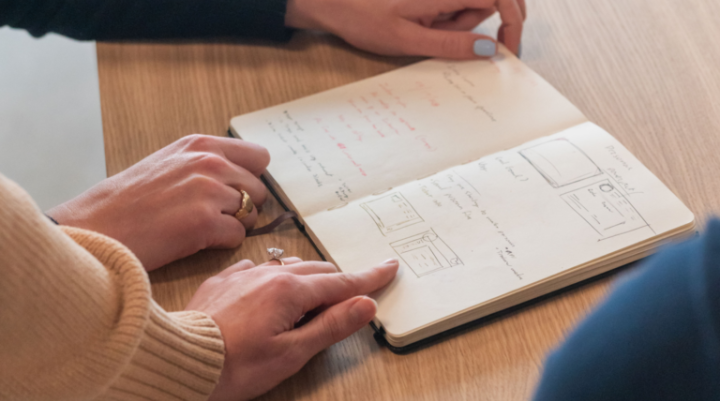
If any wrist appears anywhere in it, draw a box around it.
[46,185,109,230]
[285,0,324,31]
[44,213,60,225]
[45,202,74,227]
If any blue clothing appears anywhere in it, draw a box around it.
[534,220,720,400]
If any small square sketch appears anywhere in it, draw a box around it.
[361,192,423,236]
[562,179,651,239]
[390,229,463,277]
[519,139,603,188]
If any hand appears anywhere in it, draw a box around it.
[286,0,526,59]
[186,257,399,401]
[47,134,270,271]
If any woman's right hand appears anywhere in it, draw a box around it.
[185,257,400,401]
[286,0,526,59]
[47,134,270,271]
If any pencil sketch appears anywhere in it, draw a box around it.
[562,179,653,240]
[361,192,424,236]
[390,229,463,277]
[520,139,603,188]
[431,170,482,196]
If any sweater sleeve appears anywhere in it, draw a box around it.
[533,221,720,401]
[0,173,225,401]
[0,0,293,41]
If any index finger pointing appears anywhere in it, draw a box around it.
[217,137,271,176]
[301,259,399,311]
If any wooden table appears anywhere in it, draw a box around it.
[96,0,720,399]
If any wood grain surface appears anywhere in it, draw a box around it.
[97,0,720,399]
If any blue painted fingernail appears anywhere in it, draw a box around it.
[473,39,497,57]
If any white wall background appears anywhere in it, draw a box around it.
[0,27,105,211]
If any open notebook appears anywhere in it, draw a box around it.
[229,46,695,351]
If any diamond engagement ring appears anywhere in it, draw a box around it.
[267,248,285,266]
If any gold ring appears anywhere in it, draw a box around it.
[234,190,254,220]
[267,248,285,266]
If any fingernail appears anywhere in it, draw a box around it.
[517,42,523,59]
[473,39,497,57]
[380,258,399,267]
[351,297,377,324]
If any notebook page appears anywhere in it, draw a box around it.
[303,123,695,337]
[231,47,587,217]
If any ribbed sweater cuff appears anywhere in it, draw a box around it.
[58,226,226,401]
[104,308,225,401]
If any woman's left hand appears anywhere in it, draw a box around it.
[186,257,399,401]
[285,0,526,59]
[47,134,270,271]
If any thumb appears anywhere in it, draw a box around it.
[291,296,377,358]
[398,20,498,59]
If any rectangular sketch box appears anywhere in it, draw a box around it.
[520,139,602,188]
[361,192,423,236]
[562,179,650,239]
[390,229,462,277]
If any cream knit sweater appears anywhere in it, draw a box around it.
[0,174,225,400]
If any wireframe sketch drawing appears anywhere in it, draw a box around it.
[520,139,603,188]
[562,179,652,239]
[390,229,463,277]
[361,192,424,236]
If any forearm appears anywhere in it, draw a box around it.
[0,0,292,41]
[0,174,224,400]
